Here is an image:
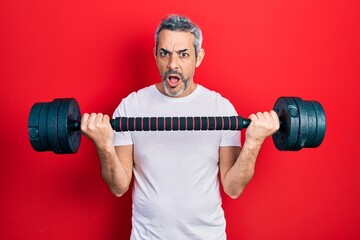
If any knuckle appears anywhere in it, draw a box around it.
[87,123,96,130]
[80,125,86,132]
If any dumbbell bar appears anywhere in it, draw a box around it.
[112,116,250,131]
[28,97,326,154]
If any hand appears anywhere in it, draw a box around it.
[246,110,280,146]
[80,113,114,149]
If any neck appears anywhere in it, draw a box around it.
[156,81,197,98]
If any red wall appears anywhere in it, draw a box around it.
[1,0,359,239]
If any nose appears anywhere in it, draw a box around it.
[167,54,179,70]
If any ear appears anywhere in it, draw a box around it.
[153,47,157,60]
[195,48,205,68]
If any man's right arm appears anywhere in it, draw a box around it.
[81,113,133,197]
[97,145,133,197]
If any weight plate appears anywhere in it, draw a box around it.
[57,99,72,154]
[58,98,81,154]
[272,97,300,151]
[303,100,317,148]
[310,101,326,148]
[38,102,51,151]
[293,97,309,150]
[68,99,81,152]
[28,103,45,151]
[47,99,63,154]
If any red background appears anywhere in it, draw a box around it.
[1,0,359,239]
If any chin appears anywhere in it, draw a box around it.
[165,86,185,97]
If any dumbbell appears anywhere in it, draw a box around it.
[28,97,326,154]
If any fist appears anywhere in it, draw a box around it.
[80,113,114,148]
[246,110,280,144]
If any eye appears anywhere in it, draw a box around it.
[179,52,190,58]
[159,51,169,57]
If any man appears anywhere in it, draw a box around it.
[81,15,279,240]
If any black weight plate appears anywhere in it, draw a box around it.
[293,97,309,150]
[28,102,45,151]
[47,99,63,154]
[57,99,72,154]
[310,101,326,148]
[303,100,317,148]
[38,102,51,151]
[68,99,81,152]
[272,97,300,151]
[58,98,81,154]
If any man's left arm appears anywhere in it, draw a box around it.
[219,110,280,199]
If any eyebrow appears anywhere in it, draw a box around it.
[160,48,189,54]
[160,48,171,54]
[176,49,189,53]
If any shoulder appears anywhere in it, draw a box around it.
[197,85,237,115]
[123,85,154,102]
[113,85,154,116]
[198,85,232,104]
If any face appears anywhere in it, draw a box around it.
[154,29,205,97]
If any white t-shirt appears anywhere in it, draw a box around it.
[113,84,240,240]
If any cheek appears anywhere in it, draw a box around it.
[156,62,166,73]
[182,62,196,74]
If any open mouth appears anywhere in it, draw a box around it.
[166,74,180,87]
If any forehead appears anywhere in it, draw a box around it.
[158,29,195,51]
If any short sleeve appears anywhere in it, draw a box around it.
[219,100,241,147]
[112,100,133,146]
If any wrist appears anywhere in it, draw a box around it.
[243,138,263,150]
[95,141,114,153]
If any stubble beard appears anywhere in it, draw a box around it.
[162,70,193,97]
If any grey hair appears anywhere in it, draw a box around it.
[154,14,203,57]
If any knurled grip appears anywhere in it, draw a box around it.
[110,116,250,131]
